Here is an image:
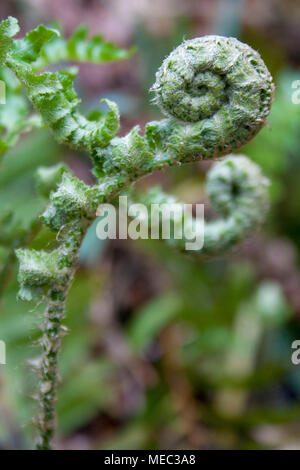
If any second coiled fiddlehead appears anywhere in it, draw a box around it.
[134,154,269,255]
[0,17,274,449]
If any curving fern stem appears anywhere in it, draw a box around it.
[0,17,274,449]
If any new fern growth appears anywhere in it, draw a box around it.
[0,17,274,449]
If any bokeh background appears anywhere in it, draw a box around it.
[1,0,300,450]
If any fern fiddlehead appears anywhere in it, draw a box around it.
[134,154,269,255]
[90,35,274,203]
[0,17,274,449]
[151,36,273,154]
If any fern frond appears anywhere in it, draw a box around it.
[0,17,275,450]
[32,24,135,70]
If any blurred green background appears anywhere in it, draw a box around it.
[1,0,300,450]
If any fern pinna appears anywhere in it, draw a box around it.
[0,17,274,449]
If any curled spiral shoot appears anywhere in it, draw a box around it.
[204,155,269,253]
[0,17,274,449]
[95,36,274,180]
[152,36,273,150]
[133,155,269,255]
[153,36,273,120]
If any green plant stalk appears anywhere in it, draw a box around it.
[36,286,66,450]
[35,232,82,449]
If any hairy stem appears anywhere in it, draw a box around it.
[36,287,66,449]
[35,226,87,449]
